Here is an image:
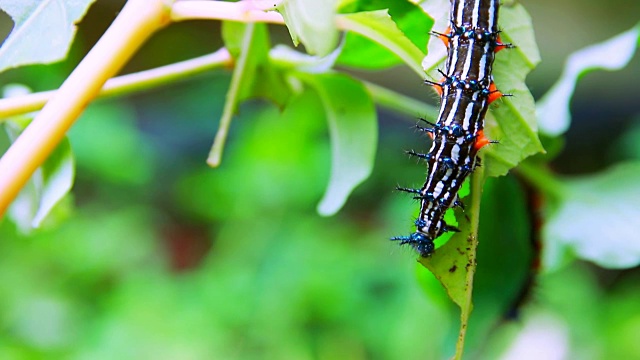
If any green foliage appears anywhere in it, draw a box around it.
[0,0,639,358]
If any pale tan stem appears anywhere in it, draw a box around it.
[171,0,285,23]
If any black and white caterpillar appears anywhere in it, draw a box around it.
[393,0,511,257]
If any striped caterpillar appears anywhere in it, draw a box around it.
[393,0,511,257]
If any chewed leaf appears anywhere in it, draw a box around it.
[277,0,339,56]
[0,0,97,73]
[419,223,474,309]
[543,162,640,270]
[537,24,640,136]
[298,73,377,216]
[337,10,426,77]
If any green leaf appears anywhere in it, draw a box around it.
[419,214,473,309]
[419,171,533,357]
[277,0,339,56]
[337,1,433,71]
[69,102,156,185]
[337,33,405,70]
[0,0,97,73]
[543,162,640,270]
[466,175,533,351]
[297,73,377,216]
[418,172,483,358]
[269,43,343,74]
[481,3,544,177]
[339,0,432,51]
[537,23,640,136]
[337,10,426,77]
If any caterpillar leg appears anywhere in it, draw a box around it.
[495,34,514,52]
[391,232,435,257]
[487,81,509,104]
[406,150,431,161]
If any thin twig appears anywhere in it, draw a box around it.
[0,49,232,120]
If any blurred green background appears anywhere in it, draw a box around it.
[0,0,639,359]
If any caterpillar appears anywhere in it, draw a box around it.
[393,0,511,257]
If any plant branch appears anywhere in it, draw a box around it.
[171,0,285,23]
[0,0,174,217]
[207,25,257,167]
[0,49,232,120]
[454,166,485,360]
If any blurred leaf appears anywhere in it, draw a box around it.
[0,0,97,73]
[69,102,156,185]
[337,10,426,76]
[4,122,75,232]
[31,137,74,227]
[176,93,329,221]
[297,73,377,216]
[2,85,74,232]
[221,21,244,58]
[481,3,544,177]
[277,0,339,56]
[616,119,640,161]
[543,162,640,270]
[537,23,640,136]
